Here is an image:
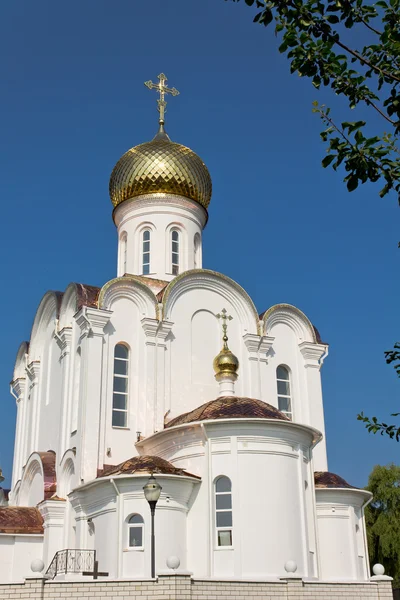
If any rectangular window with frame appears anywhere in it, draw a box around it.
[112,344,129,427]
[215,476,233,547]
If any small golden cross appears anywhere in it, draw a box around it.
[144,73,180,125]
[216,308,233,349]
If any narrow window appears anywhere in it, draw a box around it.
[142,230,151,275]
[112,344,129,427]
[277,365,292,420]
[171,230,179,275]
[194,233,201,269]
[215,476,233,547]
[120,232,128,275]
[128,514,144,548]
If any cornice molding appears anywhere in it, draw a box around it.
[299,342,327,368]
[54,326,73,355]
[75,307,112,337]
[243,333,275,356]
[26,360,40,382]
[113,193,208,229]
[10,377,26,400]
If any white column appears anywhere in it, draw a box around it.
[27,361,41,456]
[141,318,158,435]
[155,321,173,432]
[141,318,174,433]
[10,378,26,490]
[299,342,328,471]
[55,328,73,462]
[38,500,67,567]
[76,308,112,483]
[243,334,274,400]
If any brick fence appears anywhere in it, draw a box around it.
[0,574,393,600]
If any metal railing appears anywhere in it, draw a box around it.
[46,549,96,579]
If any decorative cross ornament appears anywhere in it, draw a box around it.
[83,560,109,580]
[216,308,233,349]
[144,73,180,125]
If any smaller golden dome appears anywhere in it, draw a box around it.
[213,347,239,377]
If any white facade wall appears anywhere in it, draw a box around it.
[10,271,329,494]
[316,489,371,581]
[0,535,43,582]
[138,420,320,580]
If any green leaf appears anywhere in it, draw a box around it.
[347,175,359,191]
[322,154,335,168]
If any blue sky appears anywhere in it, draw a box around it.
[0,0,398,489]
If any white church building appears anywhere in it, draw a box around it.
[0,75,383,592]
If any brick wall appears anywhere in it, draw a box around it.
[0,574,393,600]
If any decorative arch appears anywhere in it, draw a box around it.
[29,292,63,360]
[13,341,29,381]
[58,283,100,330]
[162,269,260,334]
[11,480,21,505]
[262,304,317,343]
[59,284,79,330]
[19,451,56,506]
[59,450,76,498]
[98,276,158,318]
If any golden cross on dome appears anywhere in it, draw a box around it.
[216,308,233,350]
[144,73,180,125]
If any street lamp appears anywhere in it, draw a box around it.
[143,474,162,579]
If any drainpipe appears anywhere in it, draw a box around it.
[110,479,121,577]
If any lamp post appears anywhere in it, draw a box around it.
[143,474,162,579]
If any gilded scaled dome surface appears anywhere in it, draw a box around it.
[109,130,212,210]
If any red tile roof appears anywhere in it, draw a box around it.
[314,471,356,489]
[122,274,168,297]
[38,451,57,499]
[98,455,200,479]
[165,396,289,429]
[0,507,43,534]
[75,283,100,309]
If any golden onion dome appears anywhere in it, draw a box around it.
[213,347,239,377]
[109,127,212,210]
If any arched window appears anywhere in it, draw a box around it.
[142,230,151,275]
[171,230,179,275]
[120,232,128,275]
[215,476,233,547]
[128,514,144,548]
[112,344,129,427]
[276,365,292,420]
[194,233,201,269]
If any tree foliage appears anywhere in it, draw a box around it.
[228,0,400,199]
[358,343,400,439]
[365,463,400,584]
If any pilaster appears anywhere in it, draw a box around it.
[299,342,328,471]
[55,327,73,464]
[76,307,112,483]
[243,333,274,399]
[155,320,174,432]
[26,360,41,458]
[10,377,26,489]
[141,318,174,434]
[141,318,158,435]
[38,499,67,569]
